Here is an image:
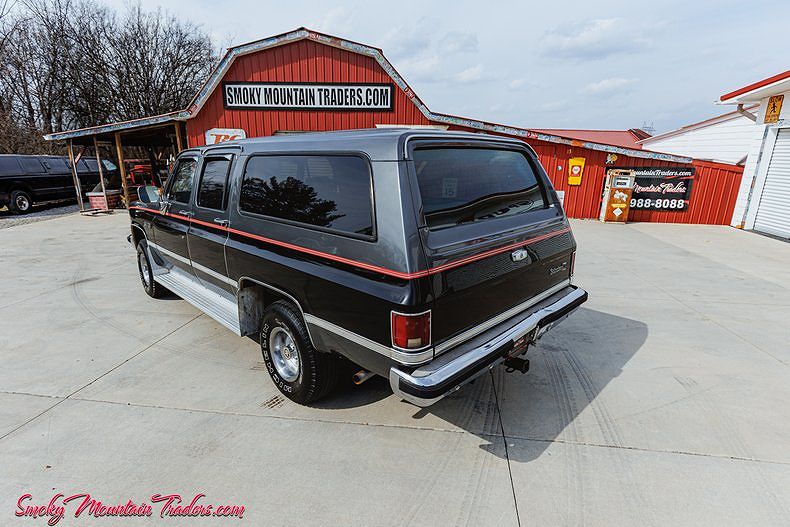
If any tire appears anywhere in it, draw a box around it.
[260,300,340,404]
[136,239,168,299]
[9,190,32,214]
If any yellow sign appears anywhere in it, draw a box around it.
[568,157,585,186]
[765,95,784,124]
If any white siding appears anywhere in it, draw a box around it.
[642,114,760,164]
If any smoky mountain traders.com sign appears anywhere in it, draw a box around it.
[222,82,394,111]
[614,166,695,211]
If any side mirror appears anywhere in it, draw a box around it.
[137,185,161,204]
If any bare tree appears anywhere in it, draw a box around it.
[0,0,217,153]
[106,4,215,120]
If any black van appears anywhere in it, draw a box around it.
[0,154,114,213]
[129,129,587,406]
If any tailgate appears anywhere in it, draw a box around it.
[407,141,575,350]
[423,221,575,348]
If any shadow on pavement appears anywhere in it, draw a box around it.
[331,307,648,461]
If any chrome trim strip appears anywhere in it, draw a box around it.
[433,279,571,355]
[148,241,237,288]
[304,314,434,366]
[390,287,587,406]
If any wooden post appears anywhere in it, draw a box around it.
[174,123,184,153]
[114,132,130,207]
[92,136,109,210]
[67,140,86,211]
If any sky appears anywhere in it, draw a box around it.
[103,0,789,134]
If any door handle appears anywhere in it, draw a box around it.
[213,218,229,226]
[177,209,193,217]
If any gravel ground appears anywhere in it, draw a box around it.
[0,202,80,229]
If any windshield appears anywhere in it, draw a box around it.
[413,147,546,230]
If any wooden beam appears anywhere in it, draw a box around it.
[114,132,130,207]
[67,140,85,211]
[93,136,109,210]
[174,122,184,153]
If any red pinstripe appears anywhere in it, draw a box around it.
[129,206,571,280]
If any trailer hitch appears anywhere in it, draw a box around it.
[503,357,530,374]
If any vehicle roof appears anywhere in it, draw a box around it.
[184,128,528,161]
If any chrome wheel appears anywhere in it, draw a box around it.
[137,249,150,287]
[269,326,300,382]
[15,194,30,211]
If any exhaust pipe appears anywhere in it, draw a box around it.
[353,369,375,385]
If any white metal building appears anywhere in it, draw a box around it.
[720,70,790,239]
[638,105,759,165]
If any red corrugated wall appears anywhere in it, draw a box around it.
[186,39,743,226]
[186,40,431,145]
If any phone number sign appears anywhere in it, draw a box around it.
[611,167,695,210]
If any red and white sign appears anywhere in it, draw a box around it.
[205,128,246,145]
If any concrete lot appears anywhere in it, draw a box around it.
[1,212,789,526]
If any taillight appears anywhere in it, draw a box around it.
[391,310,431,350]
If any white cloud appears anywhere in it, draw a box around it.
[440,31,478,54]
[540,18,650,60]
[396,54,442,81]
[308,6,355,34]
[380,18,436,59]
[582,77,637,95]
[453,65,485,83]
[508,78,527,90]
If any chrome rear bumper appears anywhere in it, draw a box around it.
[389,286,588,407]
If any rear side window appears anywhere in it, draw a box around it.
[413,148,546,230]
[240,155,374,238]
[19,157,45,173]
[43,158,70,172]
[0,156,21,175]
[197,157,230,210]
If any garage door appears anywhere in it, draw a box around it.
[754,128,790,238]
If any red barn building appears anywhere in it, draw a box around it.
[47,27,743,224]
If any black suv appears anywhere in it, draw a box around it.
[0,154,111,213]
[130,129,587,406]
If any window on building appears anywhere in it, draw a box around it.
[413,148,546,230]
[167,158,197,204]
[240,155,374,238]
[197,157,231,210]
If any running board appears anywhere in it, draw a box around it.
[155,270,241,335]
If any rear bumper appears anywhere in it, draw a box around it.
[389,285,588,406]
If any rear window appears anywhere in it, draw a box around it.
[413,148,546,230]
[240,155,374,238]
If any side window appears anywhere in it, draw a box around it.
[240,155,374,238]
[197,157,231,210]
[166,158,197,204]
[19,157,45,173]
[0,156,22,175]
[44,158,70,172]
